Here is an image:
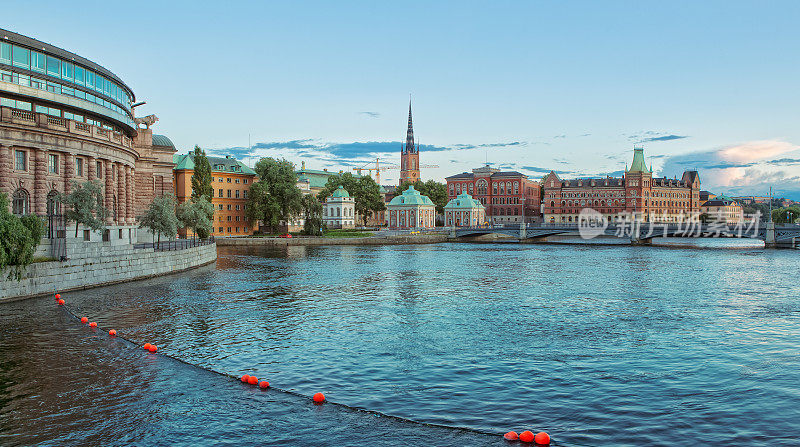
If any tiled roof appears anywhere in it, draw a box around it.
[173,153,256,175]
[444,192,484,210]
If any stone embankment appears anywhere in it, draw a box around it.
[1,241,217,302]
[217,234,448,246]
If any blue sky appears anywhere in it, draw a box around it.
[5,1,800,198]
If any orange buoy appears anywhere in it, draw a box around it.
[504,431,519,441]
[241,374,250,383]
[55,293,61,300]
[247,376,258,385]
[534,432,550,445]
[109,329,117,336]
[259,381,270,389]
[148,345,157,353]
[89,322,97,328]
[519,431,534,443]
[57,299,65,305]
[143,343,152,350]
[312,392,326,403]
[80,317,88,324]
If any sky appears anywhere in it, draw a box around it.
[4,1,800,198]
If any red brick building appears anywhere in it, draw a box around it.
[445,166,541,224]
[542,147,701,223]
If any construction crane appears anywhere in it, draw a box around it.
[352,157,439,185]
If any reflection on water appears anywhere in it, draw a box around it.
[2,242,799,446]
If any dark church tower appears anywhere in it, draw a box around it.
[399,99,420,185]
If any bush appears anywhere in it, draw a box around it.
[0,193,45,280]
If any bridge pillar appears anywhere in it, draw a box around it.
[765,221,776,248]
[449,225,456,239]
[519,222,526,239]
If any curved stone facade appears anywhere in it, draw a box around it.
[0,29,175,223]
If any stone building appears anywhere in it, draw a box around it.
[444,192,485,227]
[386,185,436,229]
[323,186,355,229]
[701,195,744,224]
[445,166,541,224]
[0,27,175,240]
[173,153,257,237]
[542,147,701,223]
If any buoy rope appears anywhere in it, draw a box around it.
[60,303,569,443]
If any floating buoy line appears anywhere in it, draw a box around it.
[55,292,560,445]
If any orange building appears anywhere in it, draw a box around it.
[173,153,257,237]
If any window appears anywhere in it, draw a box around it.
[0,43,11,64]
[218,177,223,182]
[235,178,240,184]
[219,227,223,233]
[75,157,84,177]
[236,216,240,221]
[46,55,61,77]
[96,161,103,178]
[218,189,223,198]
[12,189,29,215]
[218,204,223,210]
[14,150,26,171]
[48,154,59,174]
[244,179,248,184]
[227,190,231,198]
[236,227,240,233]
[236,205,240,210]
[227,227,231,233]
[243,190,248,199]
[227,178,231,183]
[235,190,240,198]
[12,45,30,69]
[227,204,231,210]
[227,216,231,221]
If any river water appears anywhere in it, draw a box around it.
[1,242,799,446]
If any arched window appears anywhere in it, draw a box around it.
[477,179,488,195]
[12,189,29,215]
[47,190,61,215]
[468,183,474,194]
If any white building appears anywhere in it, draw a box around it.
[323,186,356,229]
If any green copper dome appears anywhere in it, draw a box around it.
[331,185,351,198]
[388,185,435,206]
[444,192,484,210]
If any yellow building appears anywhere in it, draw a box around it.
[701,195,744,224]
[173,153,257,236]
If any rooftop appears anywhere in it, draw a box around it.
[173,153,256,175]
[388,185,435,207]
[444,192,484,210]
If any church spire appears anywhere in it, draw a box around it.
[405,97,415,154]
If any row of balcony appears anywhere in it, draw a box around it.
[0,106,133,149]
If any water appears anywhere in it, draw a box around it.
[2,242,799,446]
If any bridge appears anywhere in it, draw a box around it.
[451,222,800,248]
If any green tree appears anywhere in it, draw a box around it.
[301,194,323,236]
[0,193,45,281]
[139,194,178,248]
[60,180,108,237]
[771,205,800,223]
[246,157,303,233]
[191,145,214,202]
[397,179,449,214]
[177,196,214,239]
[319,173,386,226]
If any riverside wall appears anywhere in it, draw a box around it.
[216,234,449,246]
[1,241,217,302]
